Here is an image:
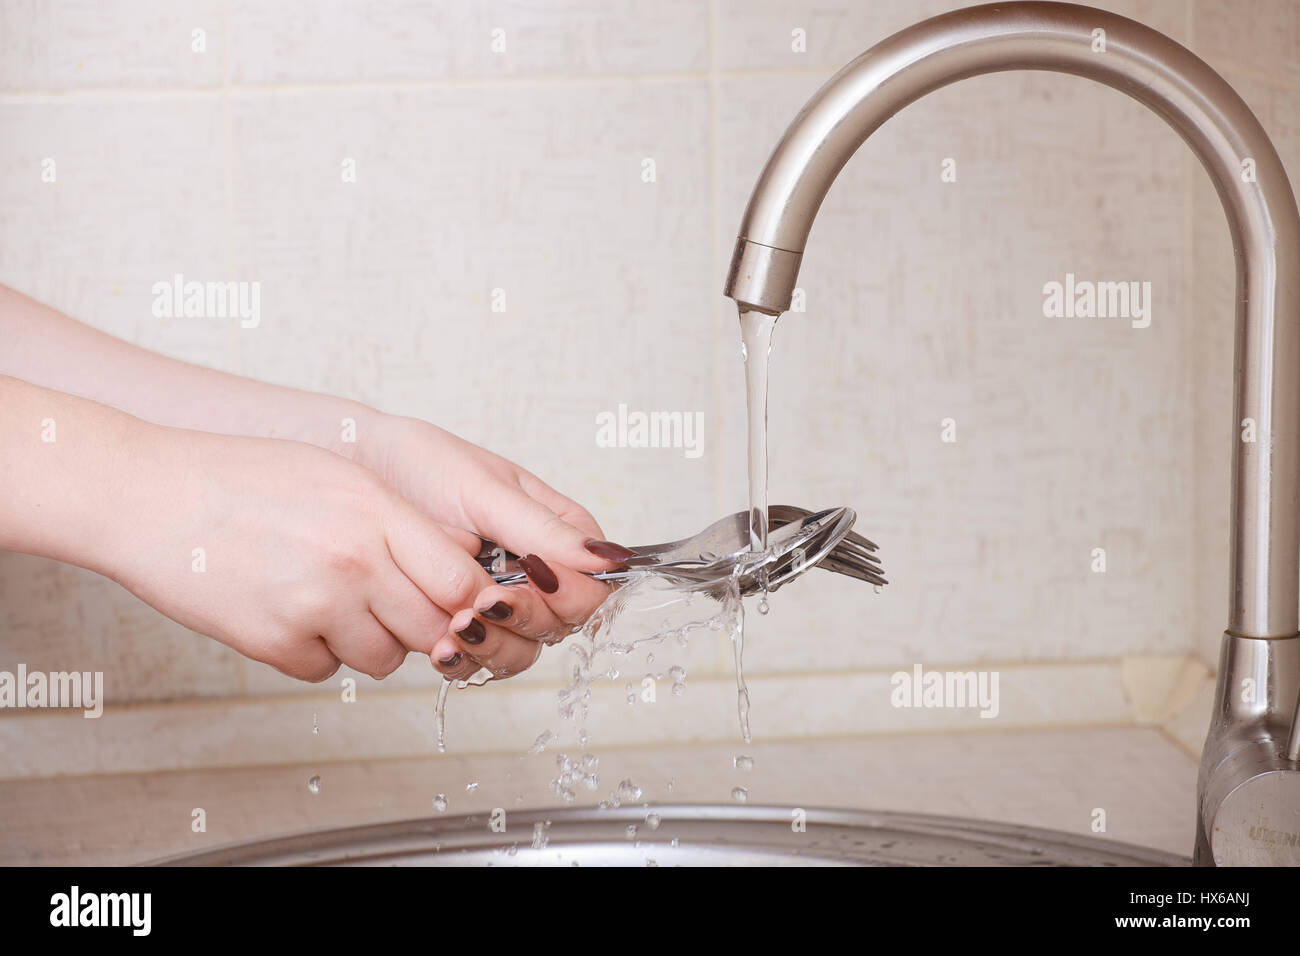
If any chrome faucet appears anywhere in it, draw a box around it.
[724,1,1300,865]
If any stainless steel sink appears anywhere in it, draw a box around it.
[157,805,1187,866]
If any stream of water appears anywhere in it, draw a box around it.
[429,304,781,783]
[739,308,779,616]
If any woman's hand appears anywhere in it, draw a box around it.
[108,422,504,682]
[348,414,634,680]
[0,289,627,683]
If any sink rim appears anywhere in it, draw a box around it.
[153,804,1190,867]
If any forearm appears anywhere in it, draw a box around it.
[0,284,377,459]
[0,374,151,577]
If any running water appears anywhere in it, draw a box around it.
[434,666,493,754]
[739,308,779,568]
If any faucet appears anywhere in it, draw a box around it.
[724,1,1300,865]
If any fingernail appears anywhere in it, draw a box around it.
[437,652,462,668]
[584,539,638,562]
[518,554,559,594]
[479,601,511,622]
[456,618,486,645]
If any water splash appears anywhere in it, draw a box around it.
[532,820,551,850]
[307,775,321,794]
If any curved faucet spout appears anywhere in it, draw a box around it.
[723,0,1300,643]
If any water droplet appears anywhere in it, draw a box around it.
[671,682,685,697]
[625,825,638,840]
[433,793,448,812]
[731,786,748,803]
[669,665,686,682]
[465,781,479,792]
[618,779,643,802]
[734,754,754,771]
[528,730,554,755]
[646,812,662,830]
[646,652,655,664]
[311,712,319,735]
[307,775,321,794]
[757,597,770,615]
[506,843,518,856]
[873,584,883,594]
[532,821,550,850]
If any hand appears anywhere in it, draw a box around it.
[107,422,501,682]
[349,414,634,680]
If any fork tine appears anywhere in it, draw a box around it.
[819,553,888,586]
[830,539,884,568]
[770,505,879,552]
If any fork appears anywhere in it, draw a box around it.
[484,506,856,595]
[474,504,887,588]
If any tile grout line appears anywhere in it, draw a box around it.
[0,652,1199,717]
[0,68,841,103]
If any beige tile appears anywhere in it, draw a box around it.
[0,727,1197,864]
[0,0,225,91]
[0,95,234,366]
[1193,0,1300,89]
[227,0,709,85]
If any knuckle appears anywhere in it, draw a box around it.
[442,563,480,609]
[371,646,407,679]
[321,539,368,578]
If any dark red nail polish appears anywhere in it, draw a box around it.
[518,554,559,594]
[584,539,638,562]
[480,601,511,621]
[455,618,486,645]
[438,652,462,667]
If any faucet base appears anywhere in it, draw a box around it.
[1196,633,1300,865]
[1201,769,1300,865]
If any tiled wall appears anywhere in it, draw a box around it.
[0,1,1295,774]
